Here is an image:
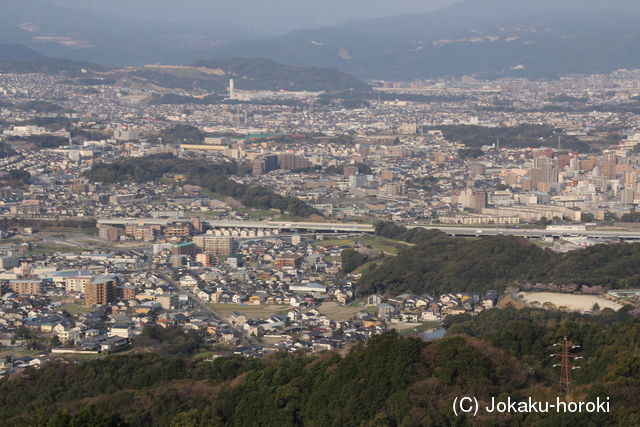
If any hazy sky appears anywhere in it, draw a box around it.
[44,0,462,34]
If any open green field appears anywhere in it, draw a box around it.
[191,211,225,217]
[207,303,282,320]
[29,244,78,254]
[348,298,366,307]
[191,346,232,360]
[317,235,410,255]
[57,352,104,361]
[200,189,227,201]
[315,301,377,321]
[30,244,83,254]
[354,259,384,274]
[207,301,377,322]
[0,349,41,358]
[40,227,98,236]
[58,304,92,316]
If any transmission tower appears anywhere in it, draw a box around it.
[551,336,583,394]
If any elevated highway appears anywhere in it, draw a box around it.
[96,218,640,241]
[97,218,376,233]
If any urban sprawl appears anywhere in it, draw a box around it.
[0,69,639,370]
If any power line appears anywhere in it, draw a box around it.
[551,336,583,395]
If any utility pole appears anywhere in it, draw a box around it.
[551,336,583,395]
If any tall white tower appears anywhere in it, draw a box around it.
[229,79,235,100]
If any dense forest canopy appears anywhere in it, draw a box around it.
[360,222,640,295]
[150,124,206,144]
[424,124,591,152]
[81,154,322,218]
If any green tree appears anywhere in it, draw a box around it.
[581,212,595,222]
[50,335,61,348]
[341,249,367,274]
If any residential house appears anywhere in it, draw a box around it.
[362,315,383,327]
[108,324,134,339]
[377,303,397,318]
[421,310,442,322]
[401,312,419,323]
[230,311,247,326]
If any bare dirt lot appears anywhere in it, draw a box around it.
[519,292,623,312]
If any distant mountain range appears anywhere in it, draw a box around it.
[0,0,263,67]
[336,0,640,38]
[4,0,640,80]
[168,10,640,80]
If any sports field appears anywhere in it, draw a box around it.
[519,292,623,312]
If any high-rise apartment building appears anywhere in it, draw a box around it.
[251,155,279,175]
[278,153,310,170]
[621,189,635,205]
[85,275,118,306]
[192,235,234,255]
[9,279,43,295]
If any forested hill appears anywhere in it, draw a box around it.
[3,308,640,426]
[0,44,43,61]
[0,54,109,76]
[133,58,371,93]
[359,222,640,295]
[195,58,372,92]
[81,154,322,218]
[424,124,592,152]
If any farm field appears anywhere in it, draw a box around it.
[58,304,92,316]
[207,301,377,322]
[315,301,377,321]
[207,303,283,320]
[317,235,411,255]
